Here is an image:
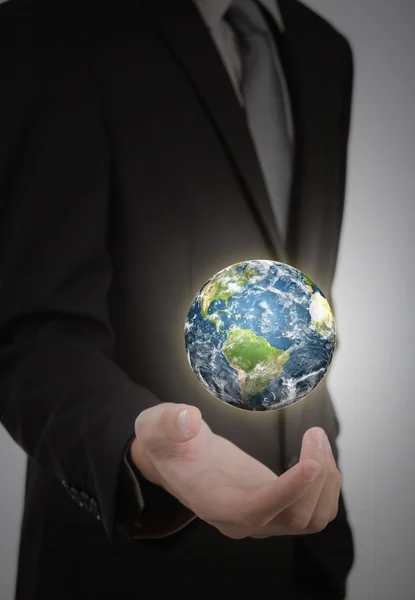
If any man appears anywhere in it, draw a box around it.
[0,0,354,597]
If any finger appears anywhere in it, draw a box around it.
[326,439,341,522]
[320,437,341,524]
[300,427,329,464]
[273,427,328,531]
[233,457,322,530]
[303,435,341,532]
[329,476,341,522]
[135,403,202,453]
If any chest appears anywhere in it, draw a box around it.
[96,22,276,297]
[92,3,348,295]
[89,7,349,470]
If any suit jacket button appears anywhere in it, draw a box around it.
[90,498,101,520]
[80,491,90,507]
[69,487,83,507]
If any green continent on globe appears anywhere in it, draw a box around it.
[294,270,315,292]
[199,264,260,330]
[222,328,290,408]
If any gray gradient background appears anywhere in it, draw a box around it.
[0,0,414,598]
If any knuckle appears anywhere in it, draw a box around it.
[151,441,194,462]
[134,414,144,434]
[239,510,262,529]
[237,500,268,530]
[148,445,173,461]
[306,517,329,533]
[283,490,302,505]
[329,465,340,480]
[214,523,248,539]
[284,512,310,533]
[328,504,339,523]
[241,506,272,530]
[225,530,248,540]
[134,408,152,435]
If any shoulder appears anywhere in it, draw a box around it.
[282,0,354,68]
[0,0,112,178]
[280,0,354,100]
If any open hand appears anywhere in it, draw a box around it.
[130,403,340,539]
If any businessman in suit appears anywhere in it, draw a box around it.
[0,0,354,597]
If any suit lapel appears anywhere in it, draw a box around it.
[143,0,288,263]
[271,1,346,294]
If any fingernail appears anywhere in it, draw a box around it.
[178,408,190,436]
[301,461,322,482]
[312,428,326,450]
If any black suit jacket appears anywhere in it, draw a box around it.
[0,0,354,598]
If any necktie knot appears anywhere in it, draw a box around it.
[225,0,269,39]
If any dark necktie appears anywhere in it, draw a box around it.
[224,0,293,245]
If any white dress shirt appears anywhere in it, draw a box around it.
[193,0,294,143]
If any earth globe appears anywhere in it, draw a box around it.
[184,259,336,411]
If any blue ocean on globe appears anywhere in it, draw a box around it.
[184,260,336,411]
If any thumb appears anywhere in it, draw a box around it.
[135,402,202,452]
[233,458,322,528]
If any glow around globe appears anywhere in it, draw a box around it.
[184,260,336,411]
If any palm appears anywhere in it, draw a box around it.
[152,422,278,528]
[134,404,340,539]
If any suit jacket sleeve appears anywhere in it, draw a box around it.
[0,48,195,544]
[115,436,197,540]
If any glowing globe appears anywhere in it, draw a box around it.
[184,260,336,411]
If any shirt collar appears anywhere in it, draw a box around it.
[194,0,285,32]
